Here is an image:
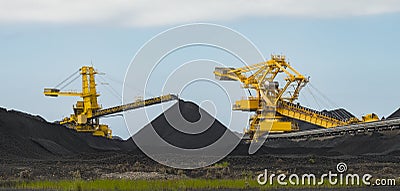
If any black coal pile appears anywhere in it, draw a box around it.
[254,130,400,156]
[322,108,356,121]
[388,107,400,119]
[0,107,134,160]
[132,100,241,149]
[286,108,357,131]
[294,119,320,130]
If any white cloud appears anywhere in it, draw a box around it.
[0,0,399,27]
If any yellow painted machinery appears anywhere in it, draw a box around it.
[44,66,178,138]
[214,55,379,140]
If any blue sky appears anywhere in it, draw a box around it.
[1,1,400,139]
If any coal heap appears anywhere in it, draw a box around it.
[294,120,320,131]
[322,108,356,121]
[256,130,400,156]
[388,107,400,119]
[0,107,134,160]
[132,100,241,149]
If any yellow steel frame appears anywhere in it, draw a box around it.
[44,66,179,139]
[214,54,378,140]
[44,66,112,138]
[214,55,309,139]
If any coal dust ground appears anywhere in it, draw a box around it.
[0,101,399,190]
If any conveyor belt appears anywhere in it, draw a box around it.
[264,118,400,140]
[92,94,178,119]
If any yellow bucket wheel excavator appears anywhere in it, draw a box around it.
[214,55,379,140]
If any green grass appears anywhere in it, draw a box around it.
[1,178,376,191]
[212,161,230,168]
[12,179,259,191]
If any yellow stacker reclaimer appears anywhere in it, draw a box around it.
[44,66,178,138]
[214,55,379,140]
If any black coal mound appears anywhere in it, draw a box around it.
[388,107,400,119]
[0,107,134,160]
[132,100,241,149]
[322,108,356,121]
[255,130,400,156]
